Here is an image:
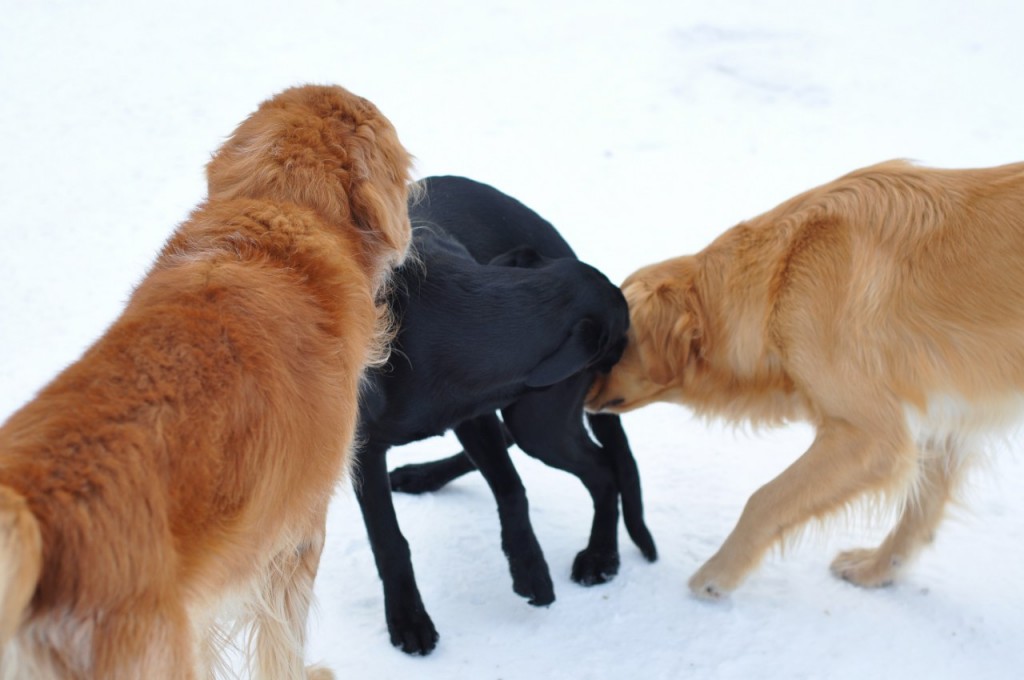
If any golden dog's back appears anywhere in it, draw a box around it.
[768,160,1024,414]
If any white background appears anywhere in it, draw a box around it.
[2,2,1023,678]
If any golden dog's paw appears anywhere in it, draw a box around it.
[830,548,898,588]
[307,665,335,680]
[688,560,738,601]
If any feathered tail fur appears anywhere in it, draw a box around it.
[0,485,41,647]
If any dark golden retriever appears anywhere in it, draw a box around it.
[588,160,1024,599]
[0,84,413,679]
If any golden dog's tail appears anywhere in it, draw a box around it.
[0,485,41,647]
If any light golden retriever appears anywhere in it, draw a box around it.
[588,160,1024,599]
[0,84,413,679]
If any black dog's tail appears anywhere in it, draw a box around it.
[586,413,658,562]
[388,427,514,495]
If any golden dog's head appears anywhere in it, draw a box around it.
[205,84,414,282]
[587,256,702,413]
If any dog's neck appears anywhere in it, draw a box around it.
[684,220,810,425]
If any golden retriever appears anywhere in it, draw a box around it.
[588,160,1024,600]
[0,84,413,679]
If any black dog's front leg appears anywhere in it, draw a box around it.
[454,414,555,606]
[353,444,439,655]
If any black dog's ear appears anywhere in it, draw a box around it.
[525,318,601,387]
[489,246,545,268]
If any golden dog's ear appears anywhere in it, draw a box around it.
[630,283,701,386]
[347,131,413,267]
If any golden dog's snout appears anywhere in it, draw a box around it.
[584,377,623,412]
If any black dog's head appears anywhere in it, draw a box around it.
[488,247,630,389]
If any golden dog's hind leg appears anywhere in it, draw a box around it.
[689,417,915,600]
[250,522,334,680]
[830,444,963,587]
[92,599,198,680]
[0,486,42,649]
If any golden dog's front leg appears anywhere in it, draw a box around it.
[689,417,913,600]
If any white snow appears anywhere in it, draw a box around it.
[2,1,1023,678]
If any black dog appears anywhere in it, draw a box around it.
[355,176,656,655]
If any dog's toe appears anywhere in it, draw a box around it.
[526,588,556,607]
[571,549,621,586]
[687,562,735,601]
[830,548,897,588]
[513,567,555,606]
[688,577,726,601]
[396,627,440,656]
[387,609,439,656]
[505,537,555,606]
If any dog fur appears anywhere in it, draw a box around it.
[587,160,1024,599]
[0,84,413,679]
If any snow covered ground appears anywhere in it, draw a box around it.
[3,1,1024,678]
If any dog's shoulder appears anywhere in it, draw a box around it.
[137,198,378,347]
[153,198,366,288]
[387,226,477,304]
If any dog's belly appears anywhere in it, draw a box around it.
[903,391,1024,455]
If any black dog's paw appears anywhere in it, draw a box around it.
[571,549,621,586]
[507,550,555,606]
[387,607,440,656]
[388,463,449,495]
[512,568,556,607]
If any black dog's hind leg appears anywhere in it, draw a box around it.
[354,443,439,655]
[454,414,555,606]
[501,379,622,586]
[587,413,658,562]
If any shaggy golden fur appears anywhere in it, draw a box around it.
[0,84,413,678]
[588,160,1024,599]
